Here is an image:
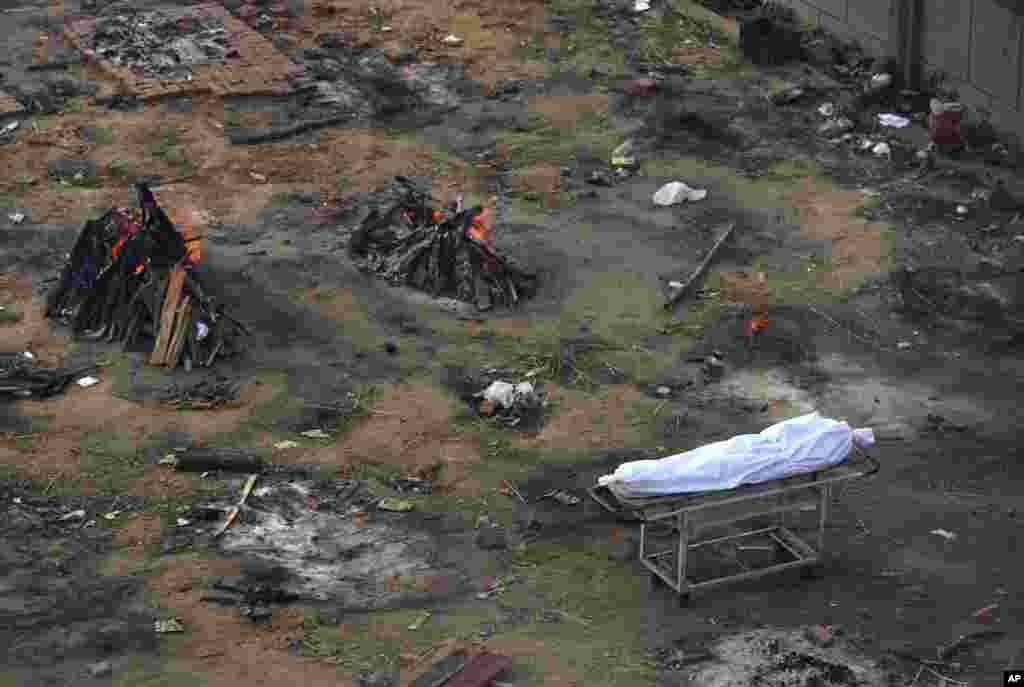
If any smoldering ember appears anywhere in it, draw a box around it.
[2,1,1024,686]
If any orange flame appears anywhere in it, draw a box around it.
[167,207,202,265]
[467,207,491,245]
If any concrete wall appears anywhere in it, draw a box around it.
[774,0,1024,143]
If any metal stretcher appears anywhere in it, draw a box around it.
[588,448,880,605]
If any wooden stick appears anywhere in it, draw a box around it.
[165,296,192,368]
[150,264,186,365]
[214,474,259,538]
[664,222,736,311]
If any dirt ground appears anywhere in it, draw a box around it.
[3,0,1024,685]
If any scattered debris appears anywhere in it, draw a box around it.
[930,529,957,541]
[0,353,94,400]
[470,378,545,429]
[653,181,708,206]
[819,118,854,137]
[878,113,910,128]
[665,222,737,311]
[378,497,414,513]
[164,376,241,409]
[75,376,99,388]
[8,212,25,225]
[60,509,87,521]
[407,611,432,630]
[937,629,1007,662]
[384,477,433,495]
[541,489,580,506]
[87,660,113,678]
[248,171,268,183]
[770,87,804,106]
[213,474,258,538]
[871,142,891,157]
[239,605,273,623]
[868,73,893,92]
[442,34,464,46]
[104,510,122,520]
[274,440,300,450]
[0,120,18,138]
[45,183,247,369]
[154,618,185,634]
[79,7,238,81]
[611,139,637,167]
[634,0,651,12]
[817,103,835,117]
[300,429,331,439]
[349,178,537,311]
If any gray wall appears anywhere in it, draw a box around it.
[774,0,1024,143]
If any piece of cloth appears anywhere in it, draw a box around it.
[598,413,867,497]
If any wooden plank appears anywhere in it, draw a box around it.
[165,296,192,368]
[150,264,186,365]
[664,222,736,311]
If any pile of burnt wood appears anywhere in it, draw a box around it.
[348,177,537,311]
[0,353,93,400]
[45,184,247,370]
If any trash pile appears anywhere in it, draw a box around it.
[0,352,94,400]
[78,7,237,81]
[45,183,247,370]
[476,379,545,430]
[349,177,537,311]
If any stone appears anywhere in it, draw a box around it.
[590,64,610,79]
[352,671,396,687]
[88,661,113,678]
[47,159,96,184]
[240,605,273,623]
[476,526,508,550]
[384,341,399,355]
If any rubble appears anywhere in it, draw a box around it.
[349,178,537,311]
[79,6,239,81]
[45,183,248,370]
[0,352,94,400]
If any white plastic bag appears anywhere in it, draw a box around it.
[653,181,707,206]
[598,413,870,498]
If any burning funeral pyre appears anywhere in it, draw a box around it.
[348,178,537,311]
[45,183,247,370]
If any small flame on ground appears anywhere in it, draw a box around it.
[467,207,491,245]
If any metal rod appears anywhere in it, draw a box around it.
[768,530,806,561]
[676,512,688,596]
[817,485,831,554]
[687,526,779,549]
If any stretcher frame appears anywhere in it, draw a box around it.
[588,448,879,605]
